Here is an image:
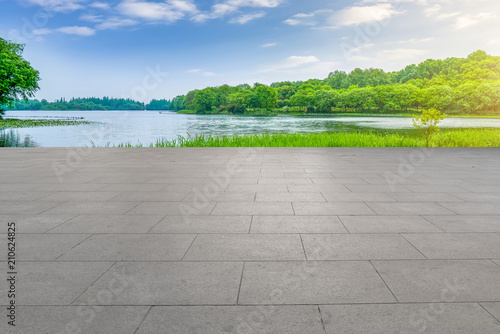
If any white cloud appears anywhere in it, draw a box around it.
[34,26,96,36]
[89,2,110,9]
[118,0,198,22]
[96,17,138,30]
[283,13,317,26]
[229,12,265,24]
[329,4,404,26]
[25,0,84,12]
[261,42,277,47]
[378,48,429,60]
[193,0,284,23]
[454,12,496,30]
[279,56,320,69]
[186,69,217,77]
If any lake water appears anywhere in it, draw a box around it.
[4,110,500,147]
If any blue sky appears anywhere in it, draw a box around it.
[1,0,500,102]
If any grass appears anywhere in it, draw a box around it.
[0,119,94,130]
[106,128,500,148]
[0,129,37,147]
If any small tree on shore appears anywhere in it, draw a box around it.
[412,108,445,147]
[0,38,40,118]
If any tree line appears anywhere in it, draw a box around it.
[168,50,500,115]
[10,97,171,111]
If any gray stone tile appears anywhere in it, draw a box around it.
[387,192,463,202]
[480,302,500,322]
[0,191,53,201]
[42,202,140,215]
[406,185,470,193]
[0,201,63,215]
[98,184,167,192]
[258,178,312,184]
[0,234,89,260]
[109,191,189,202]
[251,216,348,233]
[32,183,107,192]
[0,306,148,334]
[321,303,500,334]
[49,214,164,233]
[74,262,243,305]
[312,178,368,185]
[402,233,500,259]
[211,202,294,216]
[346,185,411,193]
[255,192,325,202]
[239,261,396,304]
[59,234,195,261]
[494,260,500,266]
[150,215,251,233]
[438,203,500,215]
[340,216,442,233]
[449,192,500,203]
[136,306,325,334]
[184,234,305,261]
[372,260,500,302]
[38,192,122,202]
[127,202,216,215]
[302,234,424,260]
[0,215,75,233]
[367,203,455,215]
[288,184,350,192]
[225,184,288,192]
[456,185,500,193]
[293,202,375,215]
[184,191,255,202]
[0,262,113,305]
[424,215,500,232]
[322,192,395,202]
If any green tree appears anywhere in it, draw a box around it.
[412,108,446,147]
[253,85,278,110]
[0,38,40,117]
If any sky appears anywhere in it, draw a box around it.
[1,0,500,102]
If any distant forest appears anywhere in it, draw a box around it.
[8,50,500,115]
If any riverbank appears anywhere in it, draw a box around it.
[107,129,500,148]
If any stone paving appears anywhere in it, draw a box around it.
[0,148,500,333]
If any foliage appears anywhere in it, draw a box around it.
[0,38,40,118]
[412,108,446,147]
[11,97,145,111]
[0,119,94,130]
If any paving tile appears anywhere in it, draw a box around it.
[255,192,325,202]
[293,202,375,215]
[183,234,305,261]
[321,192,395,202]
[136,306,325,334]
[339,216,442,233]
[406,185,470,193]
[402,233,500,259]
[239,261,396,304]
[0,215,75,233]
[494,260,500,266]
[449,192,500,203]
[258,178,312,184]
[321,303,500,334]
[0,306,148,334]
[150,215,251,233]
[225,184,288,192]
[451,185,500,193]
[59,234,195,261]
[480,302,500,322]
[0,201,63,215]
[346,185,411,193]
[367,203,455,215]
[438,203,500,215]
[0,262,113,305]
[41,202,140,215]
[372,260,500,302]
[387,192,463,203]
[251,216,348,233]
[109,191,189,202]
[74,262,243,305]
[183,191,255,202]
[0,191,53,201]
[38,192,122,202]
[312,178,368,185]
[32,183,107,192]
[127,202,216,215]
[423,215,500,232]
[97,184,167,192]
[302,234,424,260]
[288,185,350,193]
[211,202,294,216]
[0,234,89,260]
[49,214,164,233]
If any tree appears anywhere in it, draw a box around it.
[315,90,339,113]
[0,38,40,117]
[412,108,445,147]
[253,85,278,110]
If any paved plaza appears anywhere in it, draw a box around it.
[1,147,500,333]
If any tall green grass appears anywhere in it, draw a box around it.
[110,129,500,148]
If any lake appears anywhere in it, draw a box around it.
[4,110,500,147]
